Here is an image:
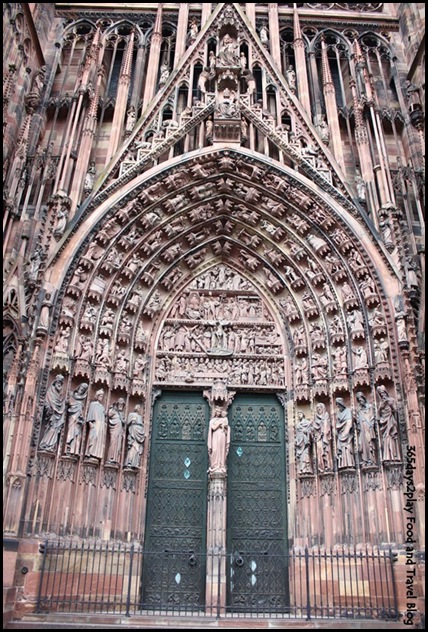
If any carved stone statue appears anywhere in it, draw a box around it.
[355,391,377,466]
[85,389,106,460]
[354,167,366,203]
[39,375,66,452]
[188,18,199,43]
[376,385,401,461]
[208,407,230,473]
[39,292,52,331]
[218,34,239,66]
[335,398,355,468]
[312,402,333,472]
[315,114,330,145]
[285,65,296,91]
[65,383,89,456]
[159,62,170,87]
[125,404,145,468]
[218,88,238,118]
[54,207,68,240]
[295,411,313,474]
[125,105,136,133]
[259,26,269,45]
[84,161,96,193]
[352,346,368,369]
[106,398,126,464]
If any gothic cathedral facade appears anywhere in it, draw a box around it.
[3,3,425,627]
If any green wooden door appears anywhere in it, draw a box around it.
[142,391,209,610]
[227,394,289,612]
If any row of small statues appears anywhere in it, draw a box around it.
[39,376,145,468]
[295,388,401,475]
[156,356,286,386]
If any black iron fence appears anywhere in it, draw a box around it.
[36,540,398,620]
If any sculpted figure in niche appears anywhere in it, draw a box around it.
[85,389,106,460]
[295,357,309,385]
[106,398,126,465]
[188,18,199,43]
[55,327,71,354]
[334,346,348,375]
[125,105,137,133]
[125,405,145,468]
[285,64,296,91]
[39,292,52,331]
[374,339,389,364]
[95,338,111,367]
[208,407,230,473]
[84,161,96,193]
[354,167,366,203]
[39,375,66,452]
[54,207,68,239]
[159,62,170,86]
[295,411,313,474]
[115,350,129,374]
[335,398,355,468]
[219,88,238,117]
[76,335,93,362]
[65,383,89,456]
[377,385,401,462]
[312,402,333,473]
[352,346,368,369]
[355,391,377,466]
[218,34,239,66]
[259,26,269,45]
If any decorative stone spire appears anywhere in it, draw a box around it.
[105,31,135,165]
[353,37,374,102]
[143,4,164,108]
[321,36,334,94]
[293,4,311,114]
[320,36,345,171]
[120,30,135,85]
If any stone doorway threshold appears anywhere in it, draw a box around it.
[5,614,407,630]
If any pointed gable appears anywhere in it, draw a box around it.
[85,3,354,214]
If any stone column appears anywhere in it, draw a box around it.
[201,3,212,26]
[204,382,235,615]
[268,4,281,69]
[69,67,104,212]
[320,37,345,171]
[105,31,135,165]
[142,4,163,109]
[55,28,102,194]
[293,5,311,115]
[174,3,189,64]
[246,3,256,26]
[206,471,227,615]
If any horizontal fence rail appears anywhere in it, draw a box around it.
[36,541,398,620]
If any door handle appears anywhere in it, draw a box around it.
[234,554,244,567]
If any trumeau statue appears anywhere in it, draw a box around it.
[208,407,230,473]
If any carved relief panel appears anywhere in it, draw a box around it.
[154,265,285,389]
